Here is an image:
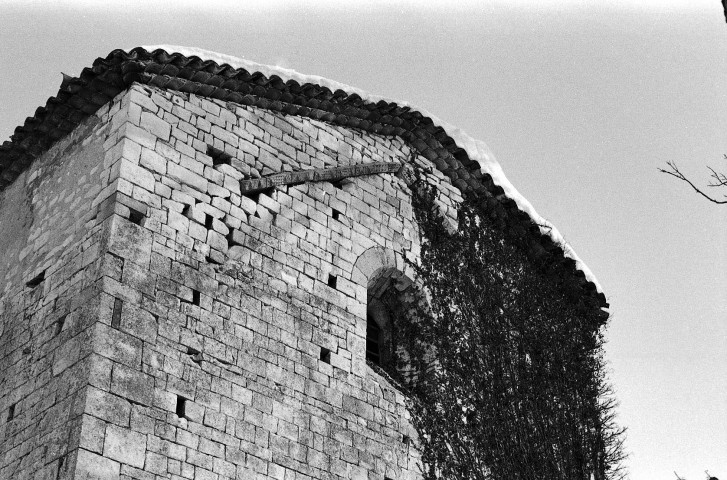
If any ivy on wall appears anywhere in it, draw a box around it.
[394,182,626,480]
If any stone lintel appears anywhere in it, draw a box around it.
[240,161,401,194]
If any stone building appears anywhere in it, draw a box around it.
[0,47,608,479]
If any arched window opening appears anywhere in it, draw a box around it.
[366,269,422,386]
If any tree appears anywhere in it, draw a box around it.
[396,182,627,480]
[659,156,727,204]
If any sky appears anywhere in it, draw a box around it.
[1,1,726,478]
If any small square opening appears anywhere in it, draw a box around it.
[57,455,65,478]
[208,145,232,166]
[241,187,275,203]
[205,254,222,265]
[320,347,331,364]
[205,214,214,229]
[402,434,411,446]
[7,403,15,422]
[55,315,67,336]
[128,208,145,226]
[187,346,202,365]
[175,396,186,418]
[192,289,201,306]
[26,270,46,288]
[327,274,337,289]
[331,208,341,221]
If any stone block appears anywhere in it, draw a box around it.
[259,150,282,172]
[140,147,167,174]
[189,221,207,241]
[78,414,107,453]
[111,363,154,406]
[145,451,168,475]
[140,111,171,141]
[118,159,156,192]
[211,124,239,147]
[85,386,131,426]
[169,162,209,193]
[121,123,157,149]
[168,209,190,233]
[52,334,82,376]
[75,449,120,479]
[128,87,158,112]
[93,323,143,368]
[103,424,147,468]
[107,216,153,268]
[207,230,228,253]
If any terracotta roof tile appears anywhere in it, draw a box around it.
[0,46,608,311]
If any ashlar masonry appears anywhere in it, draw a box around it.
[0,47,608,480]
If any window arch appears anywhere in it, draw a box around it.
[352,246,423,385]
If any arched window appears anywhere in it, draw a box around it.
[353,247,428,386]
[366,271,418,384]
[366,296,395,368]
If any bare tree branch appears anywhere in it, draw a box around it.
[658,160,727,204]
[707,158,727,187]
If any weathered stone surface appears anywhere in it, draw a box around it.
[75,449,121,479]
[240,161,400,194]
[86,387,131,426]
[140,111,171,141]
[0,82,464,480]
[103,424,147,468]
[110,362,154,406]
[107,216,153,268]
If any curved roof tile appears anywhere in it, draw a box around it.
[0,46,608,312]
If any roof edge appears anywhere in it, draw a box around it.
[0,46,608,310]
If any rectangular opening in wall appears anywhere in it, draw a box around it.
[241,187,274,203]
[192,289,201,306]
[320,347,331,364]
[205,214,214,229]
[186,346,202,365]
[402,434,411,446]
[331,208,341,221]
[208,145,232,167]
[331,180,344,189]
[175,396,186,418]
[366,313,381,366]
[7,403,15,422]
[111,298,123,328]
[205,254,222,266]
[56,455,65,480]
[128,208,145,226]
[327,274,337,289]
[55,315,67,336]
[26,270,46,288]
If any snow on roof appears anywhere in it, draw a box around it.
[141,45,602,294]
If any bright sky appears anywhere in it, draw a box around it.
[1,1,725,479]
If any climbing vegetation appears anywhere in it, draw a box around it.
[394,182,626,480]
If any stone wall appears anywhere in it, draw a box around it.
[1,82,465,480]
[0,96,129,479]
